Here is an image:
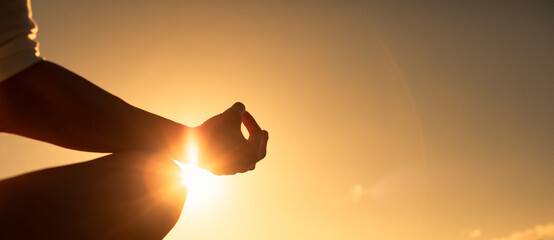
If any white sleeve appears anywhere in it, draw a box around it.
[0,0,42,82]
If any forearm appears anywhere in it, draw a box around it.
[0,61,187,156]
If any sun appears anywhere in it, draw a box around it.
[173,139,221,210]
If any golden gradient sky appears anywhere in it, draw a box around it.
[1,1,553,240]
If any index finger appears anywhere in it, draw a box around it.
[243,111,262,137]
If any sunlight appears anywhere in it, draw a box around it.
[186,143,198,166]
[174,160,213,191]
[173,137,221,211]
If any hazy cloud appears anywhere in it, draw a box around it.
[469,229,482,238]
[490,222,554,240]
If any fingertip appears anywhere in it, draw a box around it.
[261,130,269,147]
[262,130,269,141]
[258,130,269,160]
[232,102,246,113]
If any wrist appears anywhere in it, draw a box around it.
[162,121,191,162]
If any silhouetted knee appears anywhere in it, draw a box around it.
[0,151,187,240]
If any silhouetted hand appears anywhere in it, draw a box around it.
[195,102,268,175]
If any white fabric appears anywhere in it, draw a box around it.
[0,0,41,82]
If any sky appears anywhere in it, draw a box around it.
[1,1,553,239]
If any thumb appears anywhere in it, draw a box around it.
[223,102,246,125]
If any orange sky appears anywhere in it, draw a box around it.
[1,1,553,240]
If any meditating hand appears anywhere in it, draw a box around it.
[194,102,269,175]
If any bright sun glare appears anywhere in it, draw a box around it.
[173,139,220,210]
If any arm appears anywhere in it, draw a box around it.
[0,60,268,175]
[0,61,186,155]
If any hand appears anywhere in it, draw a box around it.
[194,102,269,175]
